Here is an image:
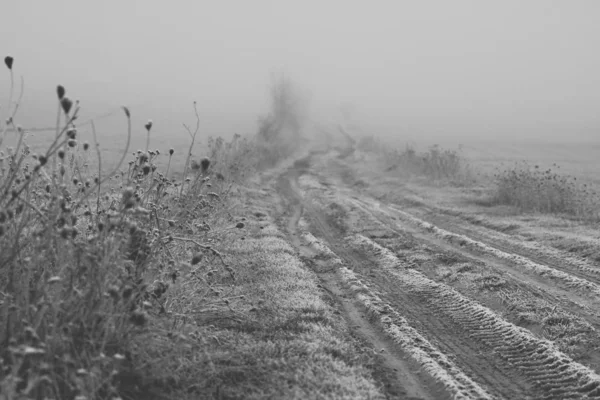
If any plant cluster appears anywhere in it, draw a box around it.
[0,57,245,400]
[357,136,470,182]
[490,162,600,217]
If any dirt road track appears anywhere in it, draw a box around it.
[277,168,446,400]
[275,155,600,400]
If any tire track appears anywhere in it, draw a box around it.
[280,170,529,399]
[386,203,600,298]
[402,201,600,282]
[302,232,494,400]
[352,234,600,400]
[345,194,600,300]
[424,212,600,283]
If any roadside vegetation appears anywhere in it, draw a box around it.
[488,162,600,217]
[355,133,600,219]
[356,135,471,183]
[0,57,383,399]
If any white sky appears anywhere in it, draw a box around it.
[2,0,600,144]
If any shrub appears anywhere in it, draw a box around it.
[256,74,309,167]
[362,139,471,183]
[490,162,600,217]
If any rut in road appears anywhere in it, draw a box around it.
[398,201,600,285]
[279,169,525,399]
[279,170,443,400]
[302,232,495,400]
[352,234,600,400]
[281,162,600,400]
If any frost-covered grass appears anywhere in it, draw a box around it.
[161,191,384,399]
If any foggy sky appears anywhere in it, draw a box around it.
[2,0,600,145]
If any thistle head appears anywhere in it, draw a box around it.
[60,97,73,115]
[57,85,65,100]
[4,56,13,70]
[200,157,211,173]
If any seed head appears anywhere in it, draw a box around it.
[122,286,133,300]
[60,227,71,239]
[169,148,174,156]
[4,56,13,70]
[67,128,77,139]
[58,149,65,159]
[129,223,138,234]
[130,310,147,326]
[145,120,153,131]
[60,97,73,115]
[67,139,77,148]
[56,85,66,100]
[191,253,202,265]
[83,142,89,151]
[122,106,130,118]
[122,187,135,202]
[152,281,168,298]
[38,155,47,166]
[107,285,120,301]
[236,222,245,229]
[200,158,210,172]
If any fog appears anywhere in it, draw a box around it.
[2,0,600,146]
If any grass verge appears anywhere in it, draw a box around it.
[148,184,384,399]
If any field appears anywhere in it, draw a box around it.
[5,56,600,400]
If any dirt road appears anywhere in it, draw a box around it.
[274,153,600,399]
